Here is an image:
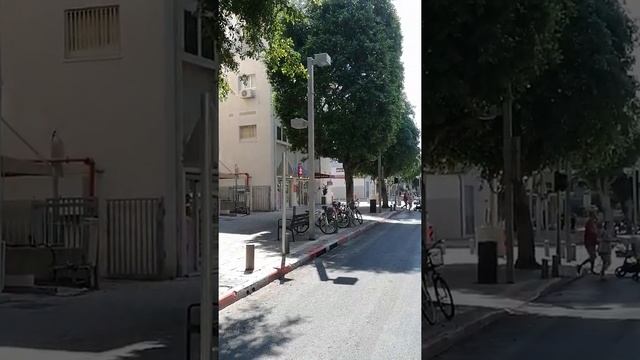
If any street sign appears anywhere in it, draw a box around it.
[291,118,308,129]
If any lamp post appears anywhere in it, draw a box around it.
[292,53,331,240]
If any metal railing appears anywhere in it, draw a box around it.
[106,198,165,279]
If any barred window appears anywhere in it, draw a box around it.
[65,6,121,59]
[239,125,257,140]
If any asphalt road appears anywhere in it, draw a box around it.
[0,278,201,360]
[219,210,422,360]
[434,274,640,360]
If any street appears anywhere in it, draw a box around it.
[0,278,200,360]
[219,210,422,359]
[434,275,640,360]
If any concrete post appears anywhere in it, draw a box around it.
[245,245,255,273]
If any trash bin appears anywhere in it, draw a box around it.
[370,199,377,213]
[476,226,498,284]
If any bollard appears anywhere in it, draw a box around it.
[544,240,550,257]
[469,238,475,255]
[560,241,566,259]
[441,240,446,255]
[569,244,577,262]
[245,244,255,273]
[541,258,549,279]
[551,255,560,278]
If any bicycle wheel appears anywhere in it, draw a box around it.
[336,212,350,228]
[433,275,455,320]
[615,266,626,278]
[422,273,437,325]
[354,209,363,224]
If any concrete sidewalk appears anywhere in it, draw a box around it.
[422,246,610,359]
[219,206,402,309]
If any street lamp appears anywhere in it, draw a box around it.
[301,53,331,240]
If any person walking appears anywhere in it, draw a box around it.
[598,221,614,279]
[577,210,599,275]
[403,192,409,210]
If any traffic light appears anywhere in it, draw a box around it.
[554,171,568,192]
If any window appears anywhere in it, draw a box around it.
[184,10,215,61]
[65,6,121,59]
[239,74,256,91]
[239,125,257,140]
[276,125,288,143]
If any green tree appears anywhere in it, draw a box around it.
[266,0,406,201]
[425,0,640,268]
[356,100,420,206]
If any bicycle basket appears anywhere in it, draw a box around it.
[428,248,444,267]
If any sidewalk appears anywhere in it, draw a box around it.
[422,247,595,359]
[219,205,400,309]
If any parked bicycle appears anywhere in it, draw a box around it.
[423,239,455,325]
[312,206,338,234]
[331,201,352,228]
[348,199,364,225]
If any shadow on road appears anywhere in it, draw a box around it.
[219,303,308,359]
[314,258,359,285]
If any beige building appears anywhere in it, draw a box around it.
[1,0,217,280]
[219,57,337,211]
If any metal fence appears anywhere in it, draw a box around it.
[106,198,165,279]
[251,185,271,211]
[219,186,249,214]
[3,197,97,248]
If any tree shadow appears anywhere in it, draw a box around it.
[219,303,308,359]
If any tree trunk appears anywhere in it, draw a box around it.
[598,177,613,222]
[344,162,355,202]
[382,181,389,208]
[514,179,539,269]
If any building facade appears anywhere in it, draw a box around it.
[1,0,216,279]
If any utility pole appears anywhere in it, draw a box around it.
[378,151,382,210]
[307,57,316,240]
[200,93,213,360]
[503,83,515,284]
[556,162,562,259]
[633,167,638,230]
[565,162,571,257]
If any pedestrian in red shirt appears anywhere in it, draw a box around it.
[577,210,599,275]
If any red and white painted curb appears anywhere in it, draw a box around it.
[218,210,401,311]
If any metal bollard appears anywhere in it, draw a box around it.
[245,244,255,273]
[544,240,550,257]
[551,255,560,278]
[569,244,577,262]
[541,258,549,279]
[469,238,475,255]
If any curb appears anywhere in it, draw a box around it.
[423,273,579,359]
[218,210,401,311]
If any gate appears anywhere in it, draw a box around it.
[252,185,271,211]
[106,198,165,279]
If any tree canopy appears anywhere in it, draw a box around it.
[423,0,640,268]
[266,0,407,200]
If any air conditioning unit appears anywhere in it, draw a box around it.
[240,89,255,99]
